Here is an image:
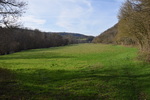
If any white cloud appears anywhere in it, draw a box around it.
[21,15,46,25]
[19,15,46,30]
[56,0,93,32]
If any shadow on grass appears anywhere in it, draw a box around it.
[10,63,150,100]
[0,68,33,99]
[0,52,75,60]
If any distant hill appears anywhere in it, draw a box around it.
[92,24,118,44]
[48,32,94,44]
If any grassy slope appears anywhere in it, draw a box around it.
[0,43,150,100]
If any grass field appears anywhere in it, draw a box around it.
[0,43,150,100]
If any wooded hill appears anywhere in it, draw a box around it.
[92,24,136,45]
[48,32,94,44]
[92,24,118,44]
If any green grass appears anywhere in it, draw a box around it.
[0,43,150,100]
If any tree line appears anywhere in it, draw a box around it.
[0,27,94,55]
[0,27,69,55]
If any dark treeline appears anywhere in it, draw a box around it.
[0,27,94,55]
[0,27,69,55]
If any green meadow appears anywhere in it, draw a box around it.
[0,43,150,100]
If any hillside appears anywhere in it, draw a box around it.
[92,24,118,44]
[48,32,94,44]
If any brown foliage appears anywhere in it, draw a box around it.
[92,24,118,44]
[117,0,150,61]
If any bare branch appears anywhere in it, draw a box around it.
[0,0,27,27]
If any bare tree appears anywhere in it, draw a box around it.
[0,0,27,28]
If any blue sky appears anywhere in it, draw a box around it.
[21,0,124,36]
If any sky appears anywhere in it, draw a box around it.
[21,0,125,36]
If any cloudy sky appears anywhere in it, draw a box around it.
[21,0,125,36]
